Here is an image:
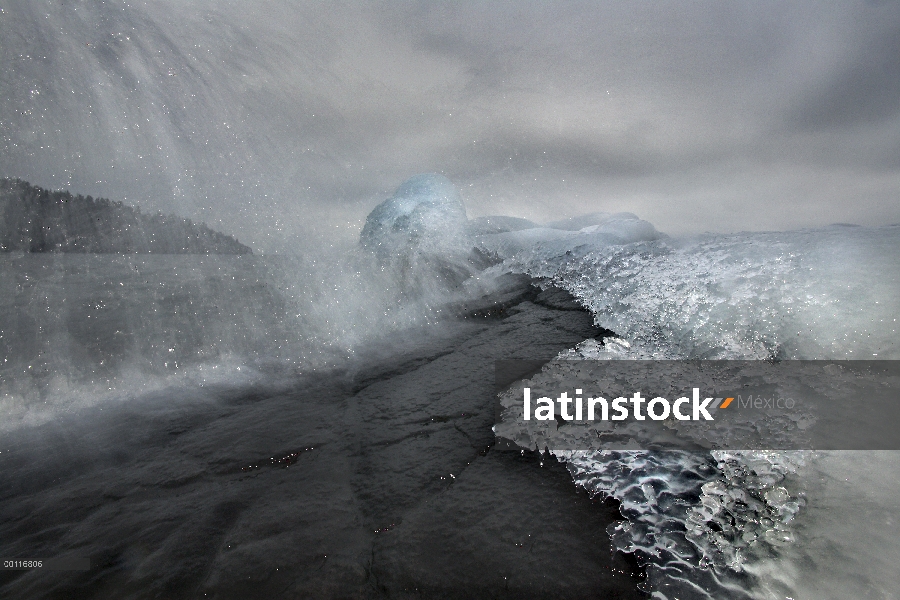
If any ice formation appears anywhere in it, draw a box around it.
[360,173,470,258]
[494,353,813,599]
[476,212,664,260]
[545,211,622,231]
[485,218,899,599]
[485,224,899,360]
[357,173,495,299]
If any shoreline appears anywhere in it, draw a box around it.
[0,278,646,599]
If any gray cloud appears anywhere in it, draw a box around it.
[1,0,898,252]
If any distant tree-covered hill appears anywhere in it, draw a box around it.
[0,179,251,254]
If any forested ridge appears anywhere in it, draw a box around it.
[0,178,251,254]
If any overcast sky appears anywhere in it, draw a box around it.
[2,0,899,252]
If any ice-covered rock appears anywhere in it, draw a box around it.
[545,211,618,231]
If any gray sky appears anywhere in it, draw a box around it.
[2,0,899,252]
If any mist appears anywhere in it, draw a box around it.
[2,0,899,253]
[2,5,900,599]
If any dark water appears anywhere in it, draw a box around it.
[0,282,645,599]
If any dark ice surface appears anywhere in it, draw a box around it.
[0,281,645,599]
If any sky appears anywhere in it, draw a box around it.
[2,0,899,253]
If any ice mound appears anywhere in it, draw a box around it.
[476,212,664,259]
[546,211,621,231]
[360,173,469,257]
[358,174,500,299]
[467,215,539,235]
